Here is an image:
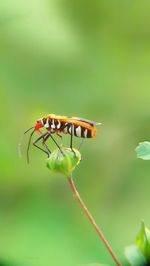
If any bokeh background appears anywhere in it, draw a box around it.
[0,1,150,266]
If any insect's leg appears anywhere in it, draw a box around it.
[70,124,73,150]
[70,124,76,156]
[33,132,50,157]
[38,130,52,154]
[59,122,74,150]
[58,123,67,146]
[78,138,85,151]
[42,134,52,154]
[56,133,64,146]
[42,131,63,153]
[48,133,65,156]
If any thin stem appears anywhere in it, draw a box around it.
[68,175,122,266]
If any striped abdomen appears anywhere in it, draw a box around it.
[42,117,96,138]
[63,123,95,138]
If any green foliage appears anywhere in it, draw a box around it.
[125,222,150,265]
[135,142,150,160]
[136,222,150,260]
[0,0,150,265]
[46,148,81,176]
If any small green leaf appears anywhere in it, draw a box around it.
[125,245,147,266]
[135,142,150,160]
[136,221,150,260]
[46,148,81,176]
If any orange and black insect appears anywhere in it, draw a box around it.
[18,114,100,163]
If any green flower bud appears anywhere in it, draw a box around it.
[46,148,81,176]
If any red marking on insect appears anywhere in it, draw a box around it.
[34,120,43,130]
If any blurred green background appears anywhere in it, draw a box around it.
[0,1,150,265]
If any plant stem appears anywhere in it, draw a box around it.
[68,175,122,266]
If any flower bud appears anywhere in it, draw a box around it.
[46,148,81,176]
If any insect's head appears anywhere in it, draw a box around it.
[34,118,43,130]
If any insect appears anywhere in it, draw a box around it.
[18,114,101,163]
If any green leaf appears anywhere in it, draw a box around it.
[136,221,150,260]
[46,148,81,176]
[125,245,147,266]
[135,141,150,160]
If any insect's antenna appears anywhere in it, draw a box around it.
[27,129,35,164]
[18,127,34,159]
